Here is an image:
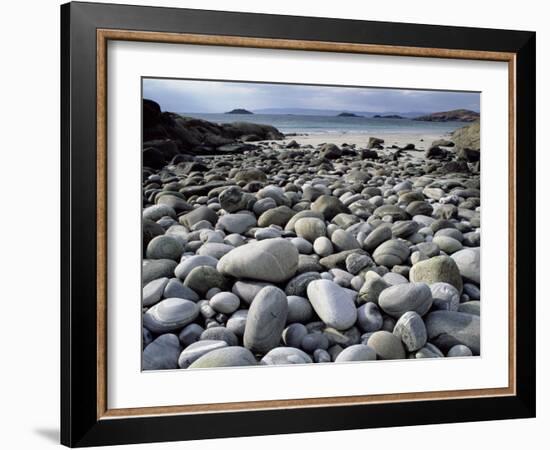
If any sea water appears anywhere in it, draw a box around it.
[179,113,468,136]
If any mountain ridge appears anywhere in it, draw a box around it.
[414,109,480,122]
[251,107,430,118]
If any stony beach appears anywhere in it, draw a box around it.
[141,99,481,370]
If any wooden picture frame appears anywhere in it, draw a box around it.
[61,1,536,447]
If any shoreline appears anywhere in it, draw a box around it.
[276,132,452,153]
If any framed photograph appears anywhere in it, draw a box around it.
[61,1,536,447]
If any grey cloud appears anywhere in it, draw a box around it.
[143,78,479,114]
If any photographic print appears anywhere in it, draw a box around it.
[141,78,481,370]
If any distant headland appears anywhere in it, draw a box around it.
[373,114,405,119]
[337,112,363,118]
[414,109,480,122]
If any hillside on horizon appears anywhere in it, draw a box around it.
[250,107,429,118]
[414,109,480,122]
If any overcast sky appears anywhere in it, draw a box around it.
[143,78,480,114]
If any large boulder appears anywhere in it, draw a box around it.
[378,283,433,318]
[217,238,299,282]
[358,271,390,305]
[457,147,480,162]
[142,259,177,286]
[217,213,256,234]
[261,347,313,365]
[143,219,165,253]
[143,146,166,169]
[367,331,406,360]
[222,121,284,140]
[335,344,377,362]
[432,139,455,147]
[143,298,199,333]
[311,195,350,220]
[219,186,255,212]
[294,218,327,242]
[372,205,409,221]
[143,99,162,128]
[285,210,325,232]
[451,121,480,151]
[188,346,257,368]
[174,255,218,280]
[179,206,218,228]
[451,247,480,284]
[367,137,384,149]
[441,161,470,174]
[360,149,379,159]
[243,286,288,354]
[142,334,181,370]
[372,239,410,267]
[319,143,342,159]
[409,255,464,293]
[233,168,268,183]
[178,340,228,368]
[363,225,392,251]
[258,205,295,228]
[183,266,227,296]
[425,311,480,355]
[425,146,448,159]
[306,280,357,330]
[393,311,428,351]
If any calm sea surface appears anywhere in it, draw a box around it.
[179,113,468,135]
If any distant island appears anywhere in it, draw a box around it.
[225,108,253,115]
[337,112,363,117]
[414,109,480,122]
[373,114,404,119]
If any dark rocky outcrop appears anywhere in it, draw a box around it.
[367,137,384,149]
[360,149,379,160]
[143,99,162,128]
[142,99,284,168]
[425,146,449,159]
[319,143,342,159]
[457,147,480,162]
[450,122,480,151]
[440,160,470,174]
[432,139,455,147]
